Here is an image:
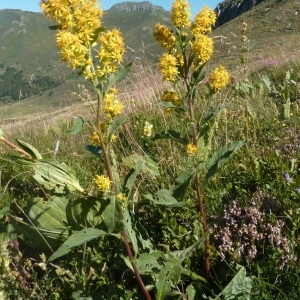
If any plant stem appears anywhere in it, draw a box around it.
[96,95,151,299]
[0,137,32,159]
[188,96,211,280]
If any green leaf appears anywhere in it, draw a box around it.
[156,268,169,300]
[170,168,195,201]
[27,196,68,228]
[107,114,127,143]
[123,154,160,177]
[123,209,139,257]
[16,139,42,159]
[65,116,85,135]
[186,284,196,300]
[106,62,132,91]
[48,228,109,261]
[153,130,188,145]
[135,251,163,275]
[66,196,105,229]
[206,141,246,181]
[123,160,143,195]
[144,189,185,207]
[0,128,3,139]
[33,160,85,194]
[9,215,69,249]
[217,265,253,299]
[102,194,123,233]
[156,259,183,299]
[171,234,206,262]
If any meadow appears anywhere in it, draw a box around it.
[1,0,300,299]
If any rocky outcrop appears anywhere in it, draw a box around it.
[214,0,267,27]
[109,1,164,14]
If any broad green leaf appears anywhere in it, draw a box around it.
[32,159,85,194]
[170,168,195,201]
[144,189,185,207]
[171,234,206,262]
[27,196,68,228]
[66,196,105,229]
[106,62,132,91]
[102,194,123,233]
[123,160,143,194]
[9,215,69,249]
[123,209,139,256]
[217,266,253,299]
[0,128,3,139]
[156,260,183,299]
[16,139,42,159]
[65,116,85,135]
[156,268,169,300]
[107,114,127,143]
[206,141,246,181]
[122,154,160,177]
[153,130,188,145]
[186,284,196,300]
[48,228,109,261]
[197,120,216,165]
[135,251,163,275]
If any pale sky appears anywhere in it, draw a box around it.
[0,1,222,17]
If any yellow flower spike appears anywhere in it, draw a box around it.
[97,29,125,77]
[103,92,124,119]
[187,143,197,155]
[94,174,111,192]
[191,34,214,67]
[191,6,216,36]
[171,0,191,30]
[159,53,179,82]
[40,0,103,69]
[207,65,230,91]
[153,23,176,49]
[143,121,153,137]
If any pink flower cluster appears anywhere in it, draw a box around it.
[213,193,296,269]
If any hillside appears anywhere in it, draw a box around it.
[0,0,300,121]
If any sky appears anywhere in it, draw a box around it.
[0,1,221,17]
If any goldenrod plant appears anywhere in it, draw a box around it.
[0,0,246,298]
[152,0,245,279]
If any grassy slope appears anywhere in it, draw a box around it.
[211,0,300,70]
[0,0,299,122]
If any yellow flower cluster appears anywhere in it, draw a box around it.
[97,29,125,78]
[103,89,124,119]
[154,1,217,73]
[94,174,111,192]
[117,193,127,203]
[191,6,216,36]
[171,0,191,30]
[207,65,230,91]
[187,143,197,155]
[159,53,179,82]
[191,34,214,66]
[153,23,176,49]
[40,0,102,69]
[161,91,182,106]
[143,121,153,137]
[91,131,100,146]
